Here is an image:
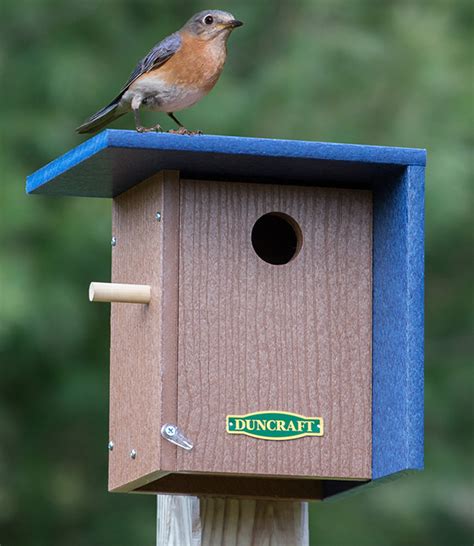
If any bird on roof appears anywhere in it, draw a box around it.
[76,10,243,135]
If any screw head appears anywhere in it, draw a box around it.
[165,425,176,437]
[108,441,114,451]
[111,236,117,247]
[130,449,137,459]
[155,212,162,221]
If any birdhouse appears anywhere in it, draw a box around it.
[27,130,425,500]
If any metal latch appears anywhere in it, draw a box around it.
[161,424,193,450]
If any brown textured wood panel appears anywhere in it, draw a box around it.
[109,171,179,491]
[177,181,372,480]
[157,172,181,472]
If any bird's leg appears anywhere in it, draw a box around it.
[167,112,202,135]
[167,112,186,129]
[133,108,146,132]
[133,102,163,133]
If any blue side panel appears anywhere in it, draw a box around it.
[372,165,424,479]
[405,165,425,471]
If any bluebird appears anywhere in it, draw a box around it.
[76,10,243,135]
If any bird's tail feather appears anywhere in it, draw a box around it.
[76,102,125,134]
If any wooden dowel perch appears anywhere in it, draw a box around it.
[89,282,151,304]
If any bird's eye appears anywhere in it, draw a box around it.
[204,15,214,25]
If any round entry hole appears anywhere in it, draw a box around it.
[251,212,302,265]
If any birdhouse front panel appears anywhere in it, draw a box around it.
[176,179,372,480]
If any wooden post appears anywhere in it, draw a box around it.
[156,495,309,545]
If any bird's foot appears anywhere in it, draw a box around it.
[168,127,202,136]
[136,124,163,133]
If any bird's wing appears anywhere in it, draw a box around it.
[112,32,182,102]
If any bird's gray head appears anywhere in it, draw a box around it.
[183,10,243,40]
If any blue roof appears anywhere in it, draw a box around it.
[26,129,426,197]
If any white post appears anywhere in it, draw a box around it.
[157,495,309,545]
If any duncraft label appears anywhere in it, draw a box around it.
[226,411,324,440]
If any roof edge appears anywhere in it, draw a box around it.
[26,131,111,194]
[105,129,427,166]
[26,130,426,196]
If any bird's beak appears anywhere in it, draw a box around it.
[227,19,243,29]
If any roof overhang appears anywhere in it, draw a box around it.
[26,129,426,198]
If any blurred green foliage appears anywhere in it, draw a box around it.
[1,0,472,544]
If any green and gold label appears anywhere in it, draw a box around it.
[226,411,324,441]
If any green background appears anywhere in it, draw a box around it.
[1,0,472,544]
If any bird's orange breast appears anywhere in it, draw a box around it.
[151,31,227,91]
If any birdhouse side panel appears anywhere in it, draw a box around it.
[176,180,372,480]
[108,171,180,491]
